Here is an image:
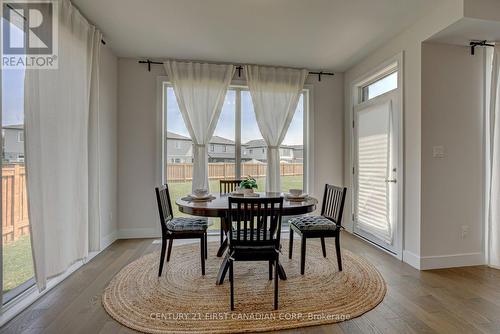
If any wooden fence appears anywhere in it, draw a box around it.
[2,165,30,244]
[166,162,303,182]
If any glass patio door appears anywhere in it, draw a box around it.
[353,90,400,255]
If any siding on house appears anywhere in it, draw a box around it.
[2,124,24,163]
[166,131,303,163]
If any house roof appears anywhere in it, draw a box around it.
[210,136,234,145]
[244,139,266,148]
[166,131,190,140]
[3,124,23,130]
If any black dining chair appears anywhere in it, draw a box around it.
[155,184,211,276]
[219,180,243,246]
[227,196,283,310]
[288,184,347,275]
[219,179,243,194]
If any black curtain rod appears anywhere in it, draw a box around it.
[138,60,334,81]
[470,40,495,55]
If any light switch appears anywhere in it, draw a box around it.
[432,145,445,158]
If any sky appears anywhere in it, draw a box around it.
[166,87,304,146]
[2,18,26,126]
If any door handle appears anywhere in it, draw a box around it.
[385,179,397,183]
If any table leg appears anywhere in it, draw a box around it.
[216,238,228,257]
[216,217,228,258]
[216,253,230,285]
[277,261,287,280]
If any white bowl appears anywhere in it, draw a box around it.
[193,189,208,197]
[289,189,303,196]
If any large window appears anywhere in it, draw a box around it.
[1,17,35,303]
[163,84,309,228]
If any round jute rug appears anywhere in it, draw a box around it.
[102,241,386,333]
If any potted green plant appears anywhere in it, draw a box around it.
[239,176,258,195]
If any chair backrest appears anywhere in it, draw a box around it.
[228,196,283,248]
[321,184,347,227]
[155,184,174,231]
[220,180,243,194]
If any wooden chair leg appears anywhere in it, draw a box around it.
[167,236,173,262]
[158,235,167,277]
[321,237,327,257]
[274,257,279,310]
[335,234,342,271]
[204,232,208,259]
[201,236,205,275]
[289,228,294,259]
[269,261,273,280]
[229,260,234,311]
[300,236,306,275]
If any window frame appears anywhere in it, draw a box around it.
[157,78,314,194]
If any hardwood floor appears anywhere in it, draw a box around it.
[2,232,500,334]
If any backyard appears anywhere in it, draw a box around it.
[3,235,34,293]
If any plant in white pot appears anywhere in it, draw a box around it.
[239,176,258,195]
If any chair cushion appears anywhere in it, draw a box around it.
[167,217,211,232]
[289,216,338,231]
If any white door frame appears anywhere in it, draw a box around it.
[350,52,404,259]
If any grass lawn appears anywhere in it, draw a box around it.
[168,175,303,231]
[3,235,34,293]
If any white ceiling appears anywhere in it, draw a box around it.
[428,18,500,46]
[73,0,441,71]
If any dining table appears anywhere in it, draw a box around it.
[176,191,318,285]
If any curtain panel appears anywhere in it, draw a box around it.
[244,65,307,192]
[24,0,102,290]
[488,45,500,269]
[164,61,235,192]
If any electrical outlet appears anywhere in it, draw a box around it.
[109,211,113,222]
[461,225,469,239]
[433,146,445,158]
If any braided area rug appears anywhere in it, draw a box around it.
[102,241,386,333]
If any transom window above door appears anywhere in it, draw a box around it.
[361,71,398,102]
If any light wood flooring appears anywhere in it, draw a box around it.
[1,232,500,334]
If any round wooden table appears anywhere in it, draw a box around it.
[176,192,318,284]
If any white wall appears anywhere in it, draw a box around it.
[344,0,464,267]
[99,44,119,248]
[420,43,484,268]
[117,58,344,237]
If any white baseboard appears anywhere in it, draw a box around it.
[402,250,485,270]
[100,231,118,250]
[403,250,421,269]
[118,227,160,239]
[420,252,485,270]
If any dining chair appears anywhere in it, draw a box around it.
[155,184,211,277]
[227,196,283,310]
[219,179,243,194]
[288,184,347,275]
[219,180,243,247]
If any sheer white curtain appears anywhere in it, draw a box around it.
[164,61,234,192]
[24,0,102,290]
[488,45,500,268]
[245,65,307,192]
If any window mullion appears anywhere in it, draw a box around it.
[235,88,242,179]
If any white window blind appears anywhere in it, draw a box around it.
[356,100,394,244]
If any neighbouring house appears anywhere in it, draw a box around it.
[242,139,300,163]
[166,131,193,163]
[167,132,303,163]
[208,136,237,162]
[2,124,24,163]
